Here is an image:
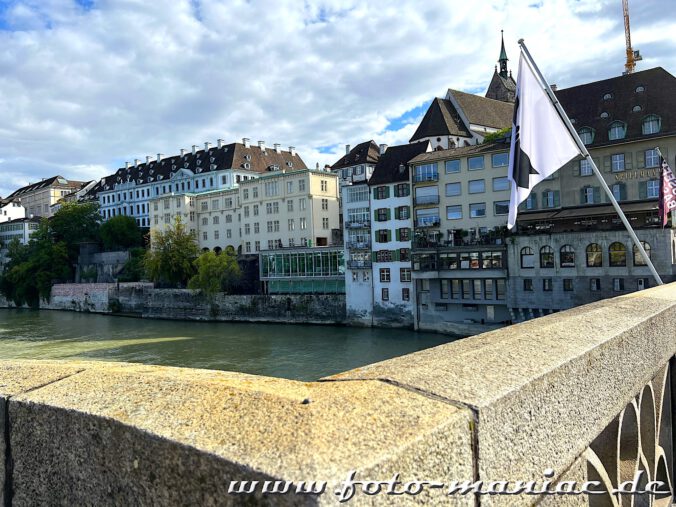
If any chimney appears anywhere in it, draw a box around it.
[345,144,351,155]
[316,162,320,169]
[125,162,130,169]
[551,84,558,91]
[273,143,281,153]
[217,139,225,149]
[157,153,163,163]
[146,156,152,164]
[192,145,197,155]
[180,148,186,156]
[289,146,296,157]
[204,142,212,151]
[243,138,250,148]
[134,159,140,167]
[379,144,388,155]
[258,140,266,152]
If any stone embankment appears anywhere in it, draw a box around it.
[0,283,674,505]
[0,283,347,325]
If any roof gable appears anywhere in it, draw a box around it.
[409,98,470,142]
[331,140,380,169]
[368,142,432,185]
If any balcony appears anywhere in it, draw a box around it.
[346,260,372,269]
[414,173,439,183]
[346,241,371,250]
[415,217,441,228]
[345,219,371,229]
[414,195,440,206]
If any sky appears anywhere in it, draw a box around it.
[0,0,674,197]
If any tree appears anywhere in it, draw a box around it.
[49,201,101,262]
[482,127,512,144]
[188,250,241,296]
[100,215,143,251]
[144,217,199,287]
[117,247,147,283]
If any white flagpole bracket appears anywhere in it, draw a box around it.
[517,39,663,286]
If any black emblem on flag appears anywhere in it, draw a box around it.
[512,96,539,189]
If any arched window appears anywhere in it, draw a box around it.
[642,115,661,135]
[608,121,626,141]
[521,247,534,268]
[579,127,594,145]
[609,242,627,267]
[560,245,575,267]
[540,246,554,268]
[633,241,651,266]
[586,243,602,267]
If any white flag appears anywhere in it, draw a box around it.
[507,52,582,229]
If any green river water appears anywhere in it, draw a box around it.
[0,309,458,381]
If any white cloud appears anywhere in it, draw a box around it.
[0,0,673,196]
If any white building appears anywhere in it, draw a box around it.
[0,217,40,247]
[0,198,25,223]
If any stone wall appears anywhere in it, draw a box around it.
[0,283,674,505]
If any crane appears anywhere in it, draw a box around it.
[622,0,642,75]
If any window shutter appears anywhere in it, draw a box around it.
[603,156,611,173]
[373,209,378,221]
[384,186,390,198]
[625,152,633,170]
[573,162,580,176]
[620,183,627,201]
[593,187,601,204]
[372,251,377,262]
[386,208,391,220]
[372,187,377,198]
[638,181,647,199]
[395,229,400,241]
[387,230,392,242]
[636,152,645,169]
[393,249,400,261]
[531,194,537,209]
[405,206,410,217]
[553,191,560,207]
[580,188,586,205]
[541,191,547,207]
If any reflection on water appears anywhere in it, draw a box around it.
[0,309,459,381]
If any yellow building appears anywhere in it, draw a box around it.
[6,176,85,218]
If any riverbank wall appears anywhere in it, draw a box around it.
[0,283,347,325]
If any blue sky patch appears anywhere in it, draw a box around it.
[384,100,431,132]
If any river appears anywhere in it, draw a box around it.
[0,309,459,381]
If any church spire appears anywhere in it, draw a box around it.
[498,30,508,78]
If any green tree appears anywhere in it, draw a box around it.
[144,217,199,287]
[188,250,241,296]
[482,127,512,144]
[49,201,101,262]
[100,215,143,251]
[117,247,147,283]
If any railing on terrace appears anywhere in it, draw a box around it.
[413,237,508,249]
[415,217,441,228]
[414,173,439,183]
[345,219,371,229]
[346,260,372,269]
[413,195,440,206]
[346,241,371,250]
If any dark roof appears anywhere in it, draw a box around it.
[7,176,85,199]
[87,143,307,197]
[331,141,380,170]
[450,90,514,129]
[409,140,510,165]
[555,67,676,147]
[485,70,517,103]
[518,200,658,223]
[409,98,470,142]
[368,142,431,185]
[0,216,41,226]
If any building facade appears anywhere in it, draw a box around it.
[0,217,40,247]
[0,198,25,223]
[6,176,85,218]
[259,246,345,294]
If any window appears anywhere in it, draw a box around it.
[399,248,410,261]
[608,121,626,141]
[212,199,219,210]
[647,179,660,198]
[525,194,537,210]
[582,186,598,204]
[414,164,438,182]
[642,115,661,135]
[603,93,613,100]
[540,246,554,268]
[493,201,509,215]
[273,202,279,214]
[542,190,559,208]
[590,278,601,291]
[586,244,602,267]
[201,217,208,226]
[632,105,642,112]
[243,189,249,200]
[287,181,293,193]
[600,112,609,119]
[580,159,593,176]
[563,279,574,291]
[202,231,208,241]
[253,187,259,198]
[611,183,626,201]
[611,153,625,172]
[445,182,461,197]
[396,206,410,220]
[446,205,462,220]
[609,242,627,266]
[523,279,533,291]
[521,247,534,268]
[376,229,390,243]
[445,159,460,173]
[322,217,329,229]
[633,241,651,266]
[400,268,411,282]
[373,186,389,199]
[253,205,259,216]
[613,278,625,291]
[380,268,390,282]
[264,181,279,197]
[244,224,250,235]
[254,222,259,233]
[347,186,369,203]
[266,203,273,214]
[402,288,410,301]
[298,180,305,192]
[320,180,328,192]
[492,177,509,191]
[636,85,645,93]
[645,149,660,168]
[375,208,389,221]
[469,203,486,218]
[321,198,328,210]
[398,228,410,241]
[201,201,208,211]
[491,153,508,167]
[468,179,485,194]
[300,217,307,230]
[287,200,293,212]
[288,219,295,231]
[394,183,410,197]
[579,127,594,145]
[416,207,440,227]
[543,278,553,291]
[381,288,389,301]
[560,245,575,267]
[468,156,484,171]
[244,206,250,218]
[376,250,392,262]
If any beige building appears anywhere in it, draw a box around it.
[149,168,340,254]
[6,176,85,218]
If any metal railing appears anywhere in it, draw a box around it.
[346,260,372,269]
[346,241,371,250]
[414,195,440,206]
[345,220,371,229]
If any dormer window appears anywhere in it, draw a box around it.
[600,112,609,119]
[570,118,576,124]
[578,127,595,145]
[608,121,626,141]
[632,105,642,112]
[642,115,661,135]
[603,93,613,100]
[635,85,645,93]
[245,154,252,161]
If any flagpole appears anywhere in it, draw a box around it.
[517,39,663,286]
